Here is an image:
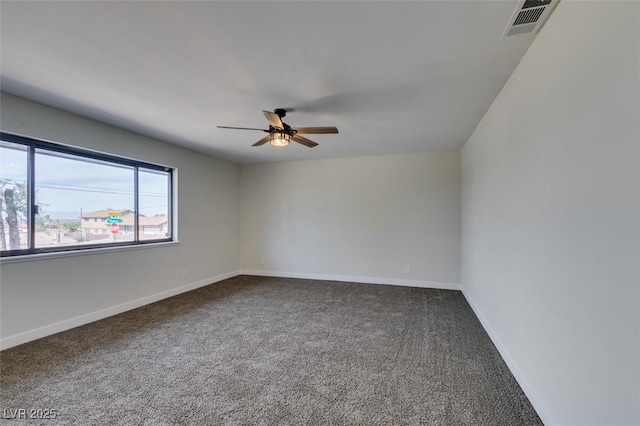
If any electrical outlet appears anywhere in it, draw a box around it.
[182,269,188,279]
[404,265,411,275]
[259,258,265,266]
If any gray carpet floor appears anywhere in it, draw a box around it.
[0,276,542,425]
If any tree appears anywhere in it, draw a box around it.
[62,221,80,233]
[0,196,6,250]
[0,180,28,251]
[4,189,21,249]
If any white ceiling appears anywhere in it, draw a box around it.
[0,1,536,164]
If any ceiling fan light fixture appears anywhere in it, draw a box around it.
[217,109,337,148]
[270,132,290,147]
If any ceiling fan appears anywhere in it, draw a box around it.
[217,109,338,148]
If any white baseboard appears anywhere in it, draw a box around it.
[239,269,461,291]
[461,288,557,426]
[0,270,241,351]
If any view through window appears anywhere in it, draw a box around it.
[0,141,29,251]
[0,133,173,256]
[138,168,171,241]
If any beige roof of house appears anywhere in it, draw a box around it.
[81,209,132,218]
[121,213,168,226]
[80,210,167,227]
[141,215,169,226]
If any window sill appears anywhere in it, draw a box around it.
[0,240,180,264]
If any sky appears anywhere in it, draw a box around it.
[1,141,169,221]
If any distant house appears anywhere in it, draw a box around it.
[80,209,132,237]
[124,214,169,237]
[80,209,168,239]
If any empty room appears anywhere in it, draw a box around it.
[0,1,638,425]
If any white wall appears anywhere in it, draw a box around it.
[461,2,639,425]
[0,93,241,347]
[240,151,461,287]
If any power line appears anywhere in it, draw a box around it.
[1,178,166,197]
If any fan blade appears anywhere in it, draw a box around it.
[292,127,339,134]
[263,110,284,129]
[252,135,271,147]
[292,134,319,148]
[217,126,268,132]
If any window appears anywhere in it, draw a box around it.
[0,141,28,251]
[0,132,174,257]
[138,168,171,240]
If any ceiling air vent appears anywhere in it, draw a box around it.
[502,0,559,38]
